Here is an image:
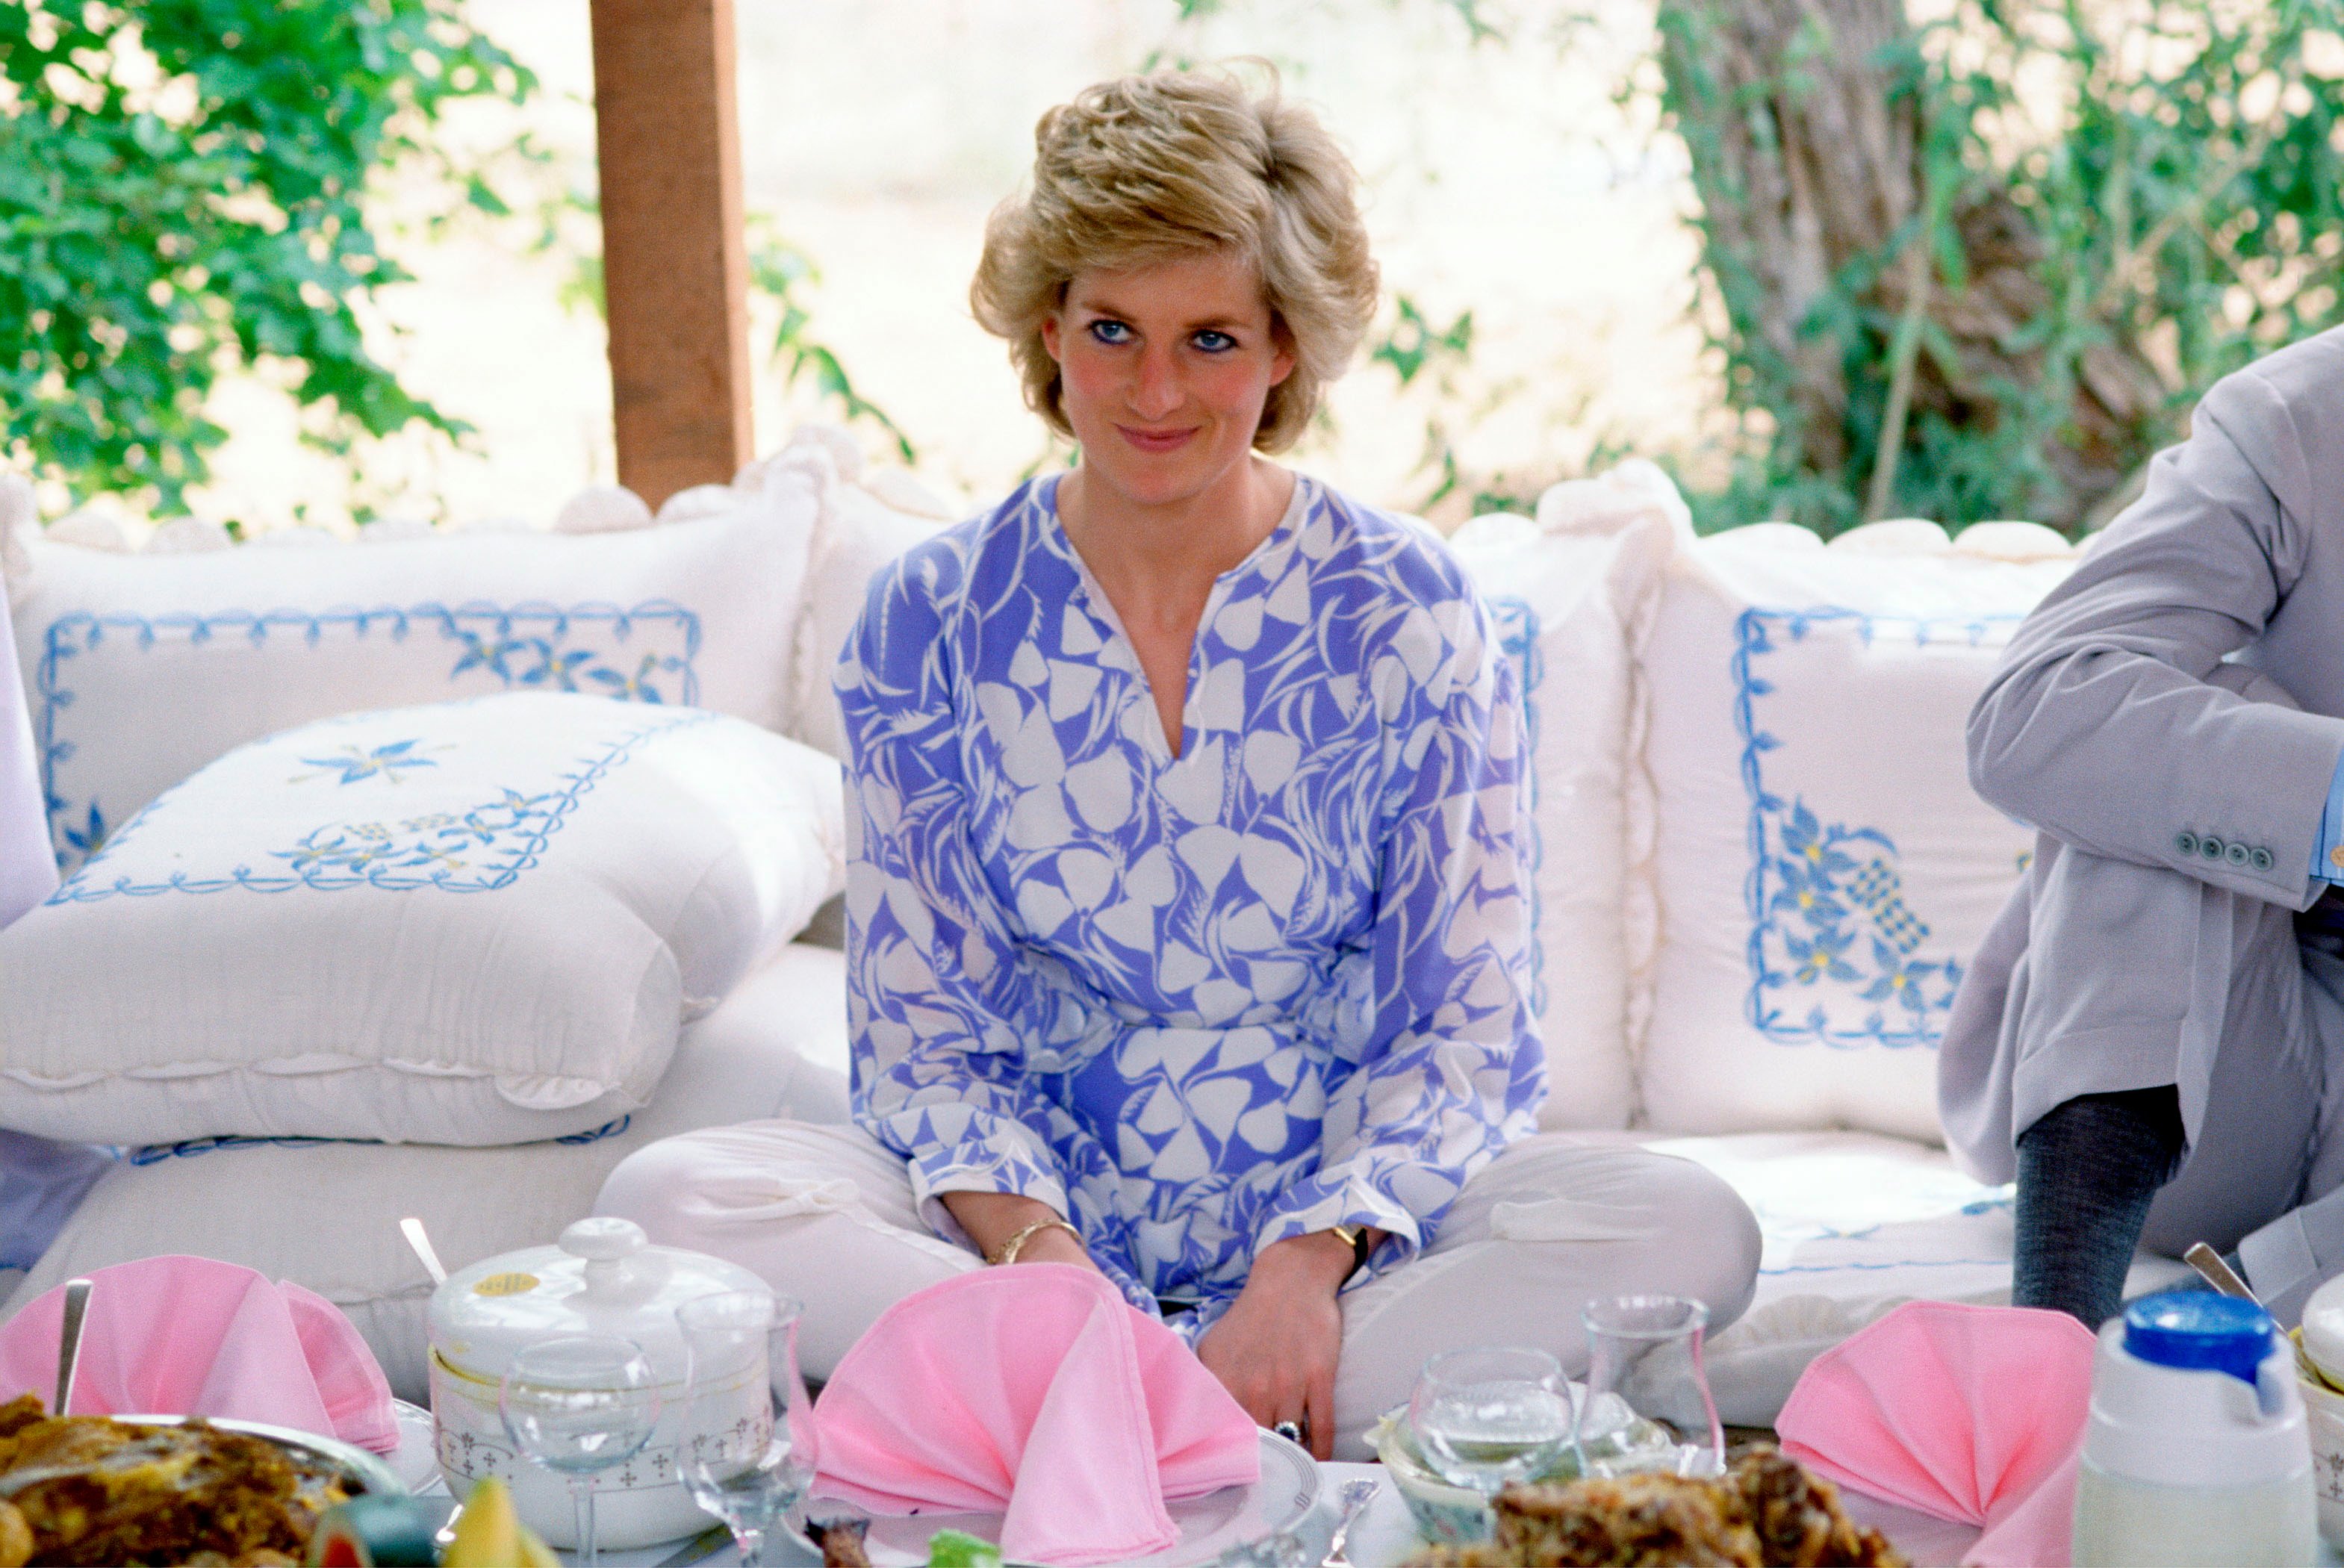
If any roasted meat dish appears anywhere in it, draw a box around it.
[1405,1446,1907,1568]
[0,1393,344,1566]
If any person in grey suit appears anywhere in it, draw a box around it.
[1943,325,2344,1328]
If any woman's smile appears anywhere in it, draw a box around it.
[1116,423,1200,454]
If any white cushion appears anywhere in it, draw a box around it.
[1448,462,1683,1129]
[4,448,822,874]
[771,437,957,762]
[1633,520,2077,1139]
[1648,1131,2189,1425]
[0,692,845,1145]
[2,942,853,1402]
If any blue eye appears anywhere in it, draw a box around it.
[1193,330,1236,352]
[1087,320,1132,345]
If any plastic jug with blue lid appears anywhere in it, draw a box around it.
[2071,1291,2314,1567]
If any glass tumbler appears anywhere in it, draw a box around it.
[1407,1345,1574,1518]
[676,1289,819,1567]
[1571,1294,1725,1478]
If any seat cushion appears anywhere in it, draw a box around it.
[1649,1130,2190,1425]
[1,942,854,1402]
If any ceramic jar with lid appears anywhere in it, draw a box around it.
[427,1216,771,1550]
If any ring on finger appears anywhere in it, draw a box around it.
[1272,1419,1305,1445]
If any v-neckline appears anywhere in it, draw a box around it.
[1042,473,1311,765]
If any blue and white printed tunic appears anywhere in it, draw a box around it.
[835,473,1544,1340]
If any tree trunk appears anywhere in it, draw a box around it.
[1658,0,2166,529]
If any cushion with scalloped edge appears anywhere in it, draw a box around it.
[0,691,844,1146]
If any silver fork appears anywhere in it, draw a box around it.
[1320,1475,1378,1568]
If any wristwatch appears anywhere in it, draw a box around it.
[1328,1223,1374,1280]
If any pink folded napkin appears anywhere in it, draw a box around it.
[1776,1300,2097,1568]
[813,1263,1260,1567]
[0,1254,398,1454]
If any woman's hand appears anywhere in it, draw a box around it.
[1195,1231,1355,1460]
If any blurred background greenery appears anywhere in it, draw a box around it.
[3,0,2337,536]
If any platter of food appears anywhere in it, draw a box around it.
[0,1393,407,1567]
[800,1428,1321,1568]
[1399,1446,1908,1568]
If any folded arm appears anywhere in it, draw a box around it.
[1968,363,2344,909]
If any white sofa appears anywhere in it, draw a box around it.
[0,435,2186,1422]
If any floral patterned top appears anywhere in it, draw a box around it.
[835,472,1543,1339]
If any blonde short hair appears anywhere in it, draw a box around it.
[970,66,1378,454]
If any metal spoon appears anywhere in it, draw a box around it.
[400,1216,448,1285]
[2183,1242,2254,1302]
[1320,1476,1378,1568]
[53,1278,91,1416]
[2183,1241,2340,1392]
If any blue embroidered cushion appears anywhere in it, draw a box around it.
[1635,519,2077,1139]
[0,691,845,1146]
[2,444,826,880]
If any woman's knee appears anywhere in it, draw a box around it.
[1641,1153,1763,1328]
[595,1122,862,1245]
[596,1133,716,1237]
[1484,1142,1762,1325]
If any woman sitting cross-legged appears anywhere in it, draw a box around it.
[596,64,1759,1462]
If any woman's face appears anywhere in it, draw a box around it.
[1040,248,1296,511]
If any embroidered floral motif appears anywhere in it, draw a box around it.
[48,706,718,900]
[294,738,442,786]
[274,788,556,878]
[34,601,701,873]
[1736,606,1984,1049]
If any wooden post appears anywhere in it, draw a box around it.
[588,0,753,511]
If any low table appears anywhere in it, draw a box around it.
[560,1463,1987,1568]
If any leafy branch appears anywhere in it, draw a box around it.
[0,0,533,514]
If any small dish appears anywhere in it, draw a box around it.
[1368,1395,1673,1544]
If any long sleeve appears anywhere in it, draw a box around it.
[836,544,1088,1242]
[1966,345,2344,910]
[1249,592,1544,1274]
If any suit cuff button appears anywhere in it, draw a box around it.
[2201,836,2228,862]
[2226,842,2251,866]
[2252,847,2274,871]
[2177,831,2201,855]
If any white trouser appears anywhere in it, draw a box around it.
[595,1125,1762,1460]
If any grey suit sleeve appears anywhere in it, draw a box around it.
[1967,355,2344,909]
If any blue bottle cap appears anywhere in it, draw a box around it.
[2121,1292,2276,1386]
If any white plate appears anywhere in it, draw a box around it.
[803,1430,1320,1568]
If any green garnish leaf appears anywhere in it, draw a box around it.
[928,1528,1004,1568]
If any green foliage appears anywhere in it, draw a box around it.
[520,161,916,469]
[746,222,918,465]
[1371,295,1476,388]
[0,0,532,513]
[1661,0,2344,535]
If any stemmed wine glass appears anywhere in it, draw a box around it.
[676,1289,820,1567]
[1407,1345,1573,1531]
[1572,1294,1725,1478]
[499,1334,662,1568]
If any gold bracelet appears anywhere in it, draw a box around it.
[988,1216,1081,1266]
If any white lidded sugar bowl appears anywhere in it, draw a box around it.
[427,1216,771,1551]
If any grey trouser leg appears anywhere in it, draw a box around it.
[1998,841,2334,1314]
[2225,939,2344,1322]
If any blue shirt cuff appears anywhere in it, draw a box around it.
[2312,751,2344,885]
